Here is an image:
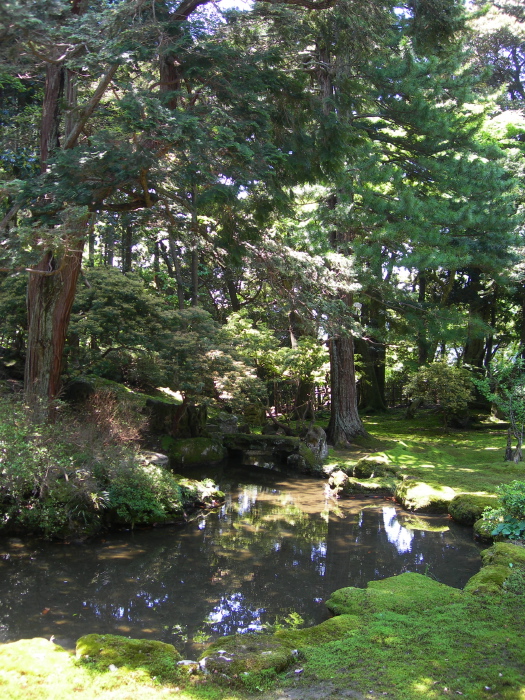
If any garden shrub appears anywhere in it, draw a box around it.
[405,362,473,426]
[480,480,525,540]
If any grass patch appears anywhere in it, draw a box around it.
[325,409,524,498]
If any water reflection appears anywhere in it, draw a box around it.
[383,506,414,554]
[0,466,482,657]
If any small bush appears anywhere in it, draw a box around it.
[405,363,473,426]
[0,393,216,538]
[481,481,525,541]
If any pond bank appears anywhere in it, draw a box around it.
[2,542,524,700]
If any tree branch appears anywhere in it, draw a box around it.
[63,64,119,150]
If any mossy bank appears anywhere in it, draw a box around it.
[2,543,525,700]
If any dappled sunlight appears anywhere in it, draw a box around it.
[412,678,439,697]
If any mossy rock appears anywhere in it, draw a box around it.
[326,572,463,617]
[274,614,361,648]
[353,453,398,479]
[199,633,295,677]
[76,634,182,681]
[287,442,324,475]
[480,542,525,569]
[473,517,496,543]
[395,480,456,513]
[167,437,226,467]
[340,475,398,496]
[176,476,224,507]
[448,494,496,526]
[463,565,510,596]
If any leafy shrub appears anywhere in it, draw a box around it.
[405,362,474,426]
[0,393,214,538]
[107,458,184,526]
[482,481,525,540]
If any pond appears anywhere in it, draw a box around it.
[0,465,482,658]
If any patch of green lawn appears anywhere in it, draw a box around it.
[326,410,524,498]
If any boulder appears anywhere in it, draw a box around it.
[302,425,329,461]
[463,543,525,596]
[352,453,398,479]
[326,571,463,617]
[199,633,295,678]
[473,517,496,543]
[395,479,456,513]
[448,494,496,526]
[76,634,182,682]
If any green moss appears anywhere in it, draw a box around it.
[352,453,398,479]
[480,542,525,568]
[326,572,463,617]
[199,633,295,677]
[474,517,496,542]
[341,475,398,495]
[448,493,496,525]
[395,479,456,512]
[167,438,226,466]
[76,634,182,682]
[274,614,361,648]
[463,565,511,595]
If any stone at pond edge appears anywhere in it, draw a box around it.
[481,541,525,568]
[76,634,182,681]
[167,437,226,466]
[473,517,496,543]
[274,614,361,648]
[463,565,511,595]
[199,633,296,677]
[326,571,463,617]
[395,479,456,512]
[302,425,329,461]
[448,494,496,526]
[338,474,398,496]
[463,543,525,595]
[352,452,398,479]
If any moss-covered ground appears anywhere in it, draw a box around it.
[326,410,524,498]
[2,410,525,699]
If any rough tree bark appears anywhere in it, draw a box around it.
[326,335,367,446]
[25,218,89,415]
[25,44,117,413]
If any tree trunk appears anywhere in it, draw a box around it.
[25,227,88,415]
[354,336,387,412]
[417,272,430,366]
[326,335,367,446]
[122,218,133,272]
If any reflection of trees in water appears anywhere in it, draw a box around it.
[0,477,482,654]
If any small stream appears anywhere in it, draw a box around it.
[0,465,482,658]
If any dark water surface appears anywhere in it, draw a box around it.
[0,466,482,657]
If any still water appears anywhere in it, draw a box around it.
[0,466,482,657]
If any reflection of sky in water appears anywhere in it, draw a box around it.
[0,470,482,656]
[205,592,266,634]
[237,486,259,515]
[382,506,414,554]
[310,541,327,576]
